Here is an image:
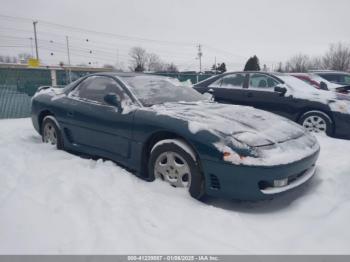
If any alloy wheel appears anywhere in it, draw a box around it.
[43,122,57,145]
[154,151,191,188]
[302,115,327,133]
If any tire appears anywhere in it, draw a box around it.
[41,116,64,149]
[298,111,333,136]
[148,140,205,200]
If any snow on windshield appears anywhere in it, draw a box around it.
[120,75,205,106]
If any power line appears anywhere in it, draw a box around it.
[0,14,195,47]
[0,13,252,70]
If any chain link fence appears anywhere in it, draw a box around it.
[0,66,215,119]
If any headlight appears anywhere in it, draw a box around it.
[232,131,274,147]
[330,101,350,114]
[217,134,260,164]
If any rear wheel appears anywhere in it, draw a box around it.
[299,111,333,135]
[41,116,64,149]
[148,140,205,200]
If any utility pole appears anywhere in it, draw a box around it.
[214,56,217,74]
[32,21,39,60]
[29,37,34,58]
[116,49,119,69]
[66,36,72,83]
[197,44,203,73]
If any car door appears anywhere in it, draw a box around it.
[209,73,250,105]
[63,75,135,161]
[243,73,296,119]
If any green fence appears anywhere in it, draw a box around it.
[0,67,215,119]
[0,67,104,119]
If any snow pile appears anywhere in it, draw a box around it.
[0,118,350,254]
[179,79,193,87]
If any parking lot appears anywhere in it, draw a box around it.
[0,118,349,254]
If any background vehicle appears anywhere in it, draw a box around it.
[194,71,350,138]
[290,73,323,89]
[291,72,350,94]
[311,70,350,86]
[31,73,319,201]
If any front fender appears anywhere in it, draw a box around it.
[133,109,224,162]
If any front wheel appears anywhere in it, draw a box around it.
[299,111,333,135]
[41,116,64,149]
[148,140,205,200]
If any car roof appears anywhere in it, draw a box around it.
[88,72,180,79]
[89,72,148,77]
[309,70,350,75]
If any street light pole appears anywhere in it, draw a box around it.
[66,36,72,83]
[197,44,203,73]
[32,21,39,60]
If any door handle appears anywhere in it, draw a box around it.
[247,92,253,97]
[67,111,74,117]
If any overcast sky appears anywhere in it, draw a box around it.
[1,0,349,71]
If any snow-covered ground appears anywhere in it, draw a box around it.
[0,118,349,254]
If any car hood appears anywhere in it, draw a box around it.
[152,101,306,147]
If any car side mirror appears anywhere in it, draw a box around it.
[320,81,329,90]
[203,88,215,101]
[104,93,122,112]
[207,88,214,94]
[274,86,287,96]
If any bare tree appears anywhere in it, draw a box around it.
[308,56,324,70]
[323,42,350,71]
[276,62,284,72]
[129,47,148,72]
[285,54,310,72]
[147,53,164,71]
[164,63,179,72]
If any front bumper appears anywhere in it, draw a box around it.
[201,149,319,200]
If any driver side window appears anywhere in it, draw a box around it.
[211,73,246,89]
[70,76,131,105]
[249,74,280,89]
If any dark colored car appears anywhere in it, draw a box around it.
[31,73,319,201]
[291,72,350,94]
[312,70,350,86]
[194,71,350,138]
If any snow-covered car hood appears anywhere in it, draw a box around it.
[152,101,319,166]
[152,101,306,146]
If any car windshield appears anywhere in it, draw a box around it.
[120,75,207,106]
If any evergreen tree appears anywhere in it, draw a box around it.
[217,62,227,73]
[244,55,260,71]
[211,62,227,73]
